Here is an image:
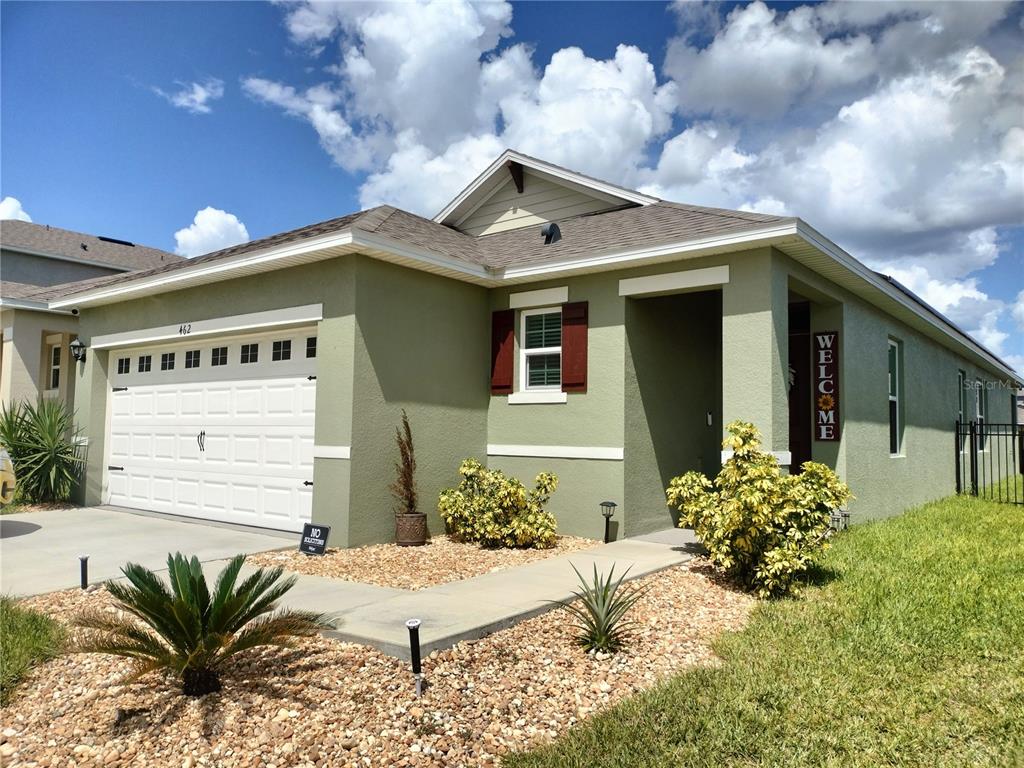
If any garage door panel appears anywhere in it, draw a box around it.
[106,329,317,533]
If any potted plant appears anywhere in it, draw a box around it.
[392,410,427,546]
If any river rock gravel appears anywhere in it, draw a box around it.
[246,535,599,590]
[4,561,753,768]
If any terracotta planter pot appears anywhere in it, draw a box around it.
[395,513,428,546]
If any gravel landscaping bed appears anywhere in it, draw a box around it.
[2,560,753,768]
[246,535,599,590]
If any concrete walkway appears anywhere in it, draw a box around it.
[230,528,701,659]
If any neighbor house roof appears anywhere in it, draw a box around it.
[0,220,181,272]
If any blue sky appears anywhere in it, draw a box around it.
[2,1,1022,371]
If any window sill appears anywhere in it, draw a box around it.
[507,391,567,405]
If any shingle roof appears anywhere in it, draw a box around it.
[0,220,181,271]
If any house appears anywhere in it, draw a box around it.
[28,150,1021,544]
[0,221,181,409]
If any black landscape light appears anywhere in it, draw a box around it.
[600,501,617,544]
[79,554,89,590]
[406,618,423,697]
[69,338,87,363]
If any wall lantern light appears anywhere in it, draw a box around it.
[69,338,87,363]
[600,500,617,544]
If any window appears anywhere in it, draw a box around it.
[888,340,902,455]
[185,350,200,369]
[211,346,227,366]
[117,357,130,375]
[240,343,258,364]
[521,308,562,390]
[138,355,152,373]
[306,337,317,358]
[272,339,291,361]
[160,352,175,371]
[957,370,967,451]
[976,379,987,451]
[48,345,61,390]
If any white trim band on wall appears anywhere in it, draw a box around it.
[721,449,792,465]
[618,265,730,297]
[509,286,569,309]
[90,304,324,349]
[487,444,624,461]
[313,445,351,460]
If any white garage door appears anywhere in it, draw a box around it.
[106,327,317,532]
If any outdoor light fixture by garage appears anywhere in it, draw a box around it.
[600,501,617,544]
[406,618,424,697]
[69,338,86,363]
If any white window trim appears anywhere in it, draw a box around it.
[46,343,61,392]
[508,391,568,405]
[976,379,987,452]
[519,306,562,393]
[509,286,568,309]
[888,339,902,457]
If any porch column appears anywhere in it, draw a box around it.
[72,346,109,506]
[721,248,790,454]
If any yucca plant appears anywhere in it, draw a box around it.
[0,399,85,502]
[554,564,648,654]
[74,553,334,697]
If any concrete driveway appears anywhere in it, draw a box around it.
[0,506,292,597]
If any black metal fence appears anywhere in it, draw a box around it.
[955,421,1024,505]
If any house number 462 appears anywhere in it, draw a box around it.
[178,323,192,335]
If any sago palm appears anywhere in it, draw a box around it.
[74,553,334,696]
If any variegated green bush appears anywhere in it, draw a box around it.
[667,421,852,598]
[438,459,558,549]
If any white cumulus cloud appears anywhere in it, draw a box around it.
[0,196,32,222]
[173,207,249,257]
[154,78,225,115]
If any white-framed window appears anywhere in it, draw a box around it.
[888,339,902,455]
[185,350,200,369]
[211,346,228,366]
[240,343,258,364]
[520,307,561,391]
[976,379,987,451]
[47,344,61,390]
[117,357,130,375]
[306,337,317,358]
[272,339,291,361]
[138,355,152,373]
[160,352,175,371]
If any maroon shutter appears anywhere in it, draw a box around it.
[490,309,515,394]
[561,301,588,393]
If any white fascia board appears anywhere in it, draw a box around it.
[434,149,658,224]
[1,245,136,272]
[618,265,730,297]
[499,223,799,281]
[89,304,324,349]
[793,221,1023,385]
[349,229,493,283]
[0,297,75,315]
[487,444,624,460]
[509,286,569,309]
[51,231,356,309]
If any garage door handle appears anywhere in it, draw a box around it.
[307,375,317,381]
[303,481,314,487]
[108,465,124,471]
[197,430,206,452]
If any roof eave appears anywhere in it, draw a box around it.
[0,297,76,315]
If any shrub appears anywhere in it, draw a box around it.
[438,459,558,548]
[73,553,334,696]
[666,421,852,598]
[390,409,418,516]
[0,399,85,503]
[0,596,66,705]
[554,564,647,654]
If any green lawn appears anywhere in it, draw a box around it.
[0,596,65,706]
[507,493,1024,768]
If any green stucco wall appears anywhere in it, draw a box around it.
[624,290,722,535]
[347,256,490,546]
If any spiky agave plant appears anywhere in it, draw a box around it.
[74,553,334,696]
[555,564,648,654]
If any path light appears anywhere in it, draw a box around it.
[79,555,89,590]
[69,338,87,363]
[406,618,423,697]
[600,501,618,544]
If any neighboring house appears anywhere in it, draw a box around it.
[24,150,1021,544]
[0,221,181,409]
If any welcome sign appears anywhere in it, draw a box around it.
[814,331,840,441]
